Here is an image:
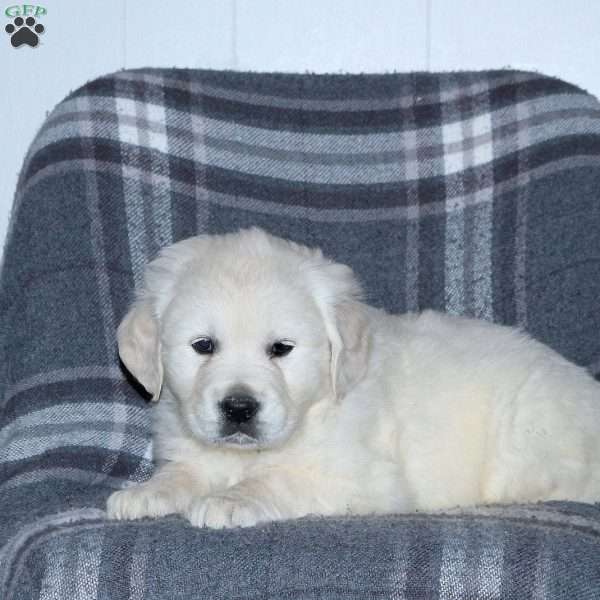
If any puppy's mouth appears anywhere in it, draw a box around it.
[217,431,260,448]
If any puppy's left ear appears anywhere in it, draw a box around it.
[309,260,371,401]
[117,300,163,402]
[328,299,371,400]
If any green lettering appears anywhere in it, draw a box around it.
[5,5,21,17]
[34,6,47,17]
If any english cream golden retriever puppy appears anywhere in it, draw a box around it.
[107,228,600,528]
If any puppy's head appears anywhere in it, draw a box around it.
[118,228,370,450]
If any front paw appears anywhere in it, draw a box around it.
[107,483,181,520]
[185,492,281,529]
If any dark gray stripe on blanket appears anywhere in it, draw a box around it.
[14,156,599,223]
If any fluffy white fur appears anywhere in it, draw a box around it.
[107,228,600,528]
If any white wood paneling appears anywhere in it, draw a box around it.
[123,0,235,70]
[236,0,428,73]
[429,0,600,97]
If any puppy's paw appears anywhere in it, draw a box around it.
[107,483,181,520]
[185,492,281,529]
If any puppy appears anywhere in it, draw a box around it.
[107,228,600,528]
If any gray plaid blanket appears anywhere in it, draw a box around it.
[2,68,600,599]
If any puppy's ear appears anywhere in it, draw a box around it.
[330,300,370,399]
[308,260,370,400]
[117,300,163,402]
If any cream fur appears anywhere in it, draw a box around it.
[106,228,600,528]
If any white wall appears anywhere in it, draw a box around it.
[2,0,600,256]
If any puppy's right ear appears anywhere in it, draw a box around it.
[117,300,163,402]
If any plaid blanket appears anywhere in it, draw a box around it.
[2,68,600,599]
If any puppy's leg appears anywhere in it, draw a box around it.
[107,462,205,520]
[185,467,393,529]
[186,472,309,529]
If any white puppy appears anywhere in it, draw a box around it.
[107,227,600,528]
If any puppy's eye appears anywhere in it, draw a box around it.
[191,337,214,355]
[269,341,295,358]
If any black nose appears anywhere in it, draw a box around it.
[220,395,259,424]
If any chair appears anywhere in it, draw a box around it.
[2,68,600,599]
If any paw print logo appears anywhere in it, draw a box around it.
[5,16,44,48]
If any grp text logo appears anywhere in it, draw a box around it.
[5,4,46,48]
